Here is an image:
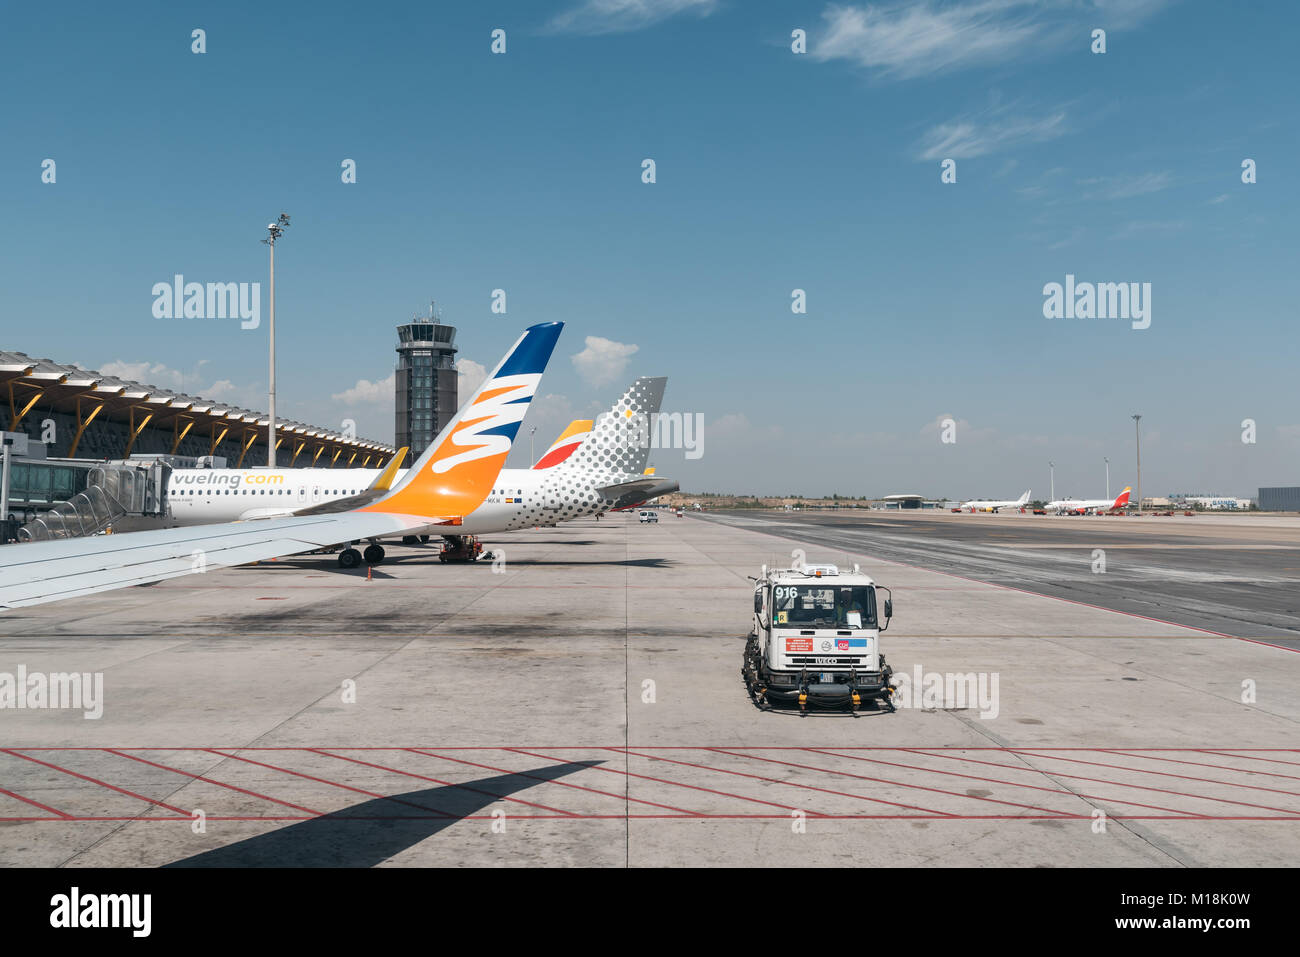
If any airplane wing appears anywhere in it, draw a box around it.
[0,512,437,609]
[0,322,563,611]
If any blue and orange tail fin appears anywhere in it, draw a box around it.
[363,322,563,520]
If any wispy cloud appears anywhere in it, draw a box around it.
[1112,219,1185,239]
[547,0,717,36]
[811,0,1171,81]
[916,102,1069,160]
[1079,170,1173,200]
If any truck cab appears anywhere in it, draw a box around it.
[744,563,894,712]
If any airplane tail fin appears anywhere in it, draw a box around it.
[532,420,594,469]
[564,376,668,475]
[363,322,563,519]
[1112,486,1133,509]
[1018,490,1031,505]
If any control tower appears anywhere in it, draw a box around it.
[395,303,458,458]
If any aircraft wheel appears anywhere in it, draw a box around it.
[363,544,385,565]
[339,548,362,569]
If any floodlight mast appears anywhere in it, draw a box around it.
[262,213,290,467]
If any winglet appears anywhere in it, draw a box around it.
[368,447,409,492]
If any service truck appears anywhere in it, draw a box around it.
[743,563,894,712]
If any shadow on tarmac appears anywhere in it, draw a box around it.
[164,761,601,867]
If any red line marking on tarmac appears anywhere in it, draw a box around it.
[407,748,696,817]
[12,746,1300,753]
[708,748,1079,817]
[307,748,581,817]
[895,749,1217,817]
[506,746,805,815]
[1002,749,1300,814]
[1098,750,1300,782]
[0,785,70,818]
[4,813,1299,823]
[105,749,321,816]
[203,749,453,818]
[0,749,189,815]
[1195,749,1300,768]
[609,747,960,817]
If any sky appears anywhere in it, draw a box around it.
[1,0,1295,498]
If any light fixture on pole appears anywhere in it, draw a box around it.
[1132,414,1142,513]
[262,213,290,467]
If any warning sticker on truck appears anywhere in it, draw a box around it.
[785,638,814,652]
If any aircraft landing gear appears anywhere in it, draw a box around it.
[338,548,362,569]
[363,544,385,565]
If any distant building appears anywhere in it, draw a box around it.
[394,309,458,458]
[1258,487,1300,511]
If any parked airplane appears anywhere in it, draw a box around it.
[0,322,564,609]
[148,376,674,559]
[959,490,1031,513]
[1046,487,1132,515]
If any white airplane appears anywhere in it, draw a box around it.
[958,490,1031,513]
[1045,486,1132,515]
[0,322,566,609]
[145,376,675,561]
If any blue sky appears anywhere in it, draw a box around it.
[1,0,1295,497]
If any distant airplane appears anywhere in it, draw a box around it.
[959,490,1031,513]
[0,322,565,609]
[1046,486,1132,515]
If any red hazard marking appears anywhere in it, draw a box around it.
[0,748,1295,822]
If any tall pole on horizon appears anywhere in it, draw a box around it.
[263,213,290,467]
[1132,414,1142,513]
[1049,461,1055,503]
[1105,456,1110,501]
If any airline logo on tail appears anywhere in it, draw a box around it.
[1112,487,1132,509]
[533,419,594,469]
[432,375,541,474]
[364,322,563,519]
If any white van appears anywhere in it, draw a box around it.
[638,510,658,524]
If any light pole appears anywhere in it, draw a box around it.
[1105,456,1110,501]
[1132,414,1142,513]
[530,427,537,466]
[1049,461,1055,503]
[262,213,290,467]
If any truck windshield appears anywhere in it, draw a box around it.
[772,584,877,629]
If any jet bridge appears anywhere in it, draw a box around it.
[18,460,170,542]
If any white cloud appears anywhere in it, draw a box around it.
[98,359,209,392]
[457,358,488,398]
[331,372,395,404]
[812,1,1047,80]
[916,105,1069,160]
[548,0,717,36]
[811,1,1171,81]
[571,336,639,387]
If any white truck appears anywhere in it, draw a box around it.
[743,563,894,713]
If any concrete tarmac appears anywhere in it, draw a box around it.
[1,511,1297,867]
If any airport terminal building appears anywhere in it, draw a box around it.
[1,351,395,537]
